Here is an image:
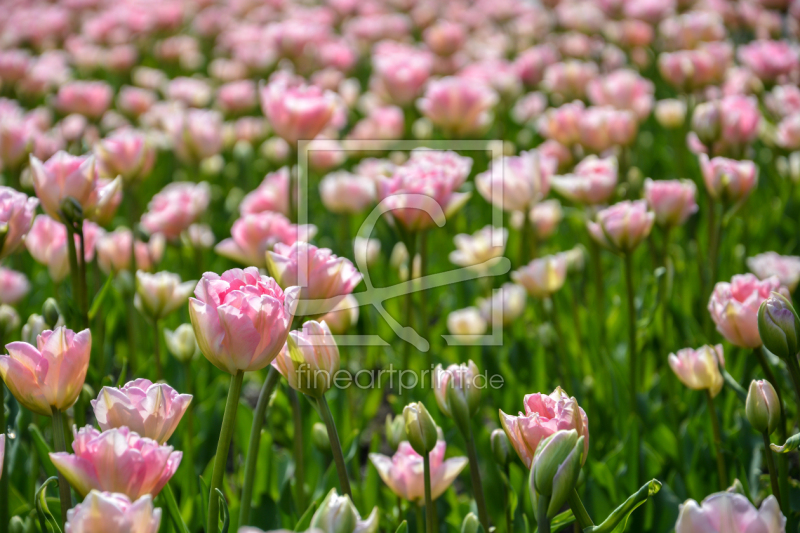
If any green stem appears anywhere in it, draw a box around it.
[589,239,606,346]
[76,223,88,329]
[289,388,306,512]
[754,348,790,510]
[162,482,191,533]
[623,252,640,491]
[704,390,728,490]
[153,319,162,382]
[423,453,433,533]
[51,409,72,530]
[206,370,244,533]
[419,231,428,344]
[568,489,594,530]
[317,394,352,498]
[64,221,83,329]
[784,356,800,428]
[415,503,424,533]
[402,233,417,371]
[537,494,551,533]
[181,361,195,518]
[763,432,782,505]
[660,226,671,355]
[125,283,137,376]
[464,425,489,531]
[504,465,513,533]
[547,297,568,386]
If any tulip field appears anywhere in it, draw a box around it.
[4,0,800,532]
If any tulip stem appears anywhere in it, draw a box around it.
[76,224,88,329]
[423,452,434,533]
[63,221,85,329]
[537,494,551,533]
[206,370,244,533]
[464,424,489,531]
[784,356,800,425]
[317,394,352,498]
[623,252,641,492]
[415,503,424,533]
[181,361,196,518]
[704,390,728,490]
[588,238,605,346]
[568,489,594,530]
[152,319,162,381]
[289,388,306,511]
[240,367,281,527]
[763,432,782,503]
[51,408,72,530]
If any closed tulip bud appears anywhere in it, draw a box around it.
[385,414,407,451]
[163,324,198,364]
[746,380,781,435]
[404,402,438,455]
[8,516,25,533]
[42,298,60,328]
[461,513,480,533]
[272,320,340,398]
[0,305,19,337]
[313,422,331,453]
[134,271,195,322]
[310,489,378,533]
[530,429,585,520]
[691,101,721,145]
[434,361,481,433]
[758,293,800,360]
[491,428,510,467]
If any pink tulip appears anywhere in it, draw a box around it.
[188,268,298,375]
[675,492,785,533]
[240,167,291,217]
[346,106,405,144]
[260,78,338,146]
[0,117,35,170]
[511,92,548,126]
[459,59,523,100]
[0,49,31,84]
[765,85,800,119]
[272,320,340,397]
[551,155,618,205]
[659,44,731,91]
[55,81,113,120]
[91,379,192,445]
[708,273,788,348]
[530,199,564,239]
[587,69,654,121]
[719,95,761,147]
[654,99,687,129]
[698,154,758,204]
[578,106,638,152]
[417,76,498,137]
[499,387,590,469]
[94,129,155,184]
[371,41,433,106]
[747,252,800,292]
[169,109,224,164]
[738,40,799,83]
[474,150,555,214]
[538,101,585,147]
[26,215,101,283]
[587,200,655,253]
[658,12,726,51]
[449,225,508,273]
[95,228,165,275]
[50,426,181,500]
[134,271,195,322]
[140,182,210,240]
[217,80,258,116]
[776,114,800,150]
[514,44,560,88]
[65,491,161,533]
[541,60,599,102]
[0,267,29,305]
[319,171,376,214]
[166,77,212,108]
[478,283,527,327]
[1,326,91,416]
[423,21,466,57]
[668,345,725,397]
[511,254,568,298]
[0,186,37,260]
[117,86,157,119]
[643,178,698,227]
[215,212,315,268]
[369,440,468,502]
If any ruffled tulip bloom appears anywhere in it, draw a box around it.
[514,45,560,88]
[319,171,376,214]
[737,40,799,83]
[417,77,498,137]
[272,320,340,397]
[708,274,787,348]
[0,327,91,416]
[0,267,29,305]
[587,200,655,253]
[140,182,210,240]
[94,129,155,184]
[95,228,165,274]
[169,109,224,165]
[542,60,599,101]
[478,283,527,327]
[55,81,113,120]
[747,252,800,292]
[668,345,725,397]
[475,150,556,212]
[65,491,161,533]
[134,271,195,322]
[643,179,698,227]
[239,168,290,216]
[551,155,618,205]
[538,101,585,146]
[371,42,433,105]
[215,212,315,269]
[499,387,589,469]
[260,78,338,145]
[675,492,785,533]
[0,186,37,260]
[716,95,761,150]
[369,440,468,502]
[699,154,758,205]
[512,254,568,298]
[449,226,507,273]
[530,200,563,239]
[26,215,101,283]
[91,379,192,444]
[446,307,488,337]
[216,80,258,115]
[659,45,731,91]
[50,426,181,499]
[188,268,298,375]
[578,106,638,152]
[587,69,654,121]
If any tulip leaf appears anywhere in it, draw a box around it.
[770,432,800,453]
[396,520,408,533]
[294,500,319,531]
[88,273,114,321]
[532,509,575,533]
[35,477,62,533]
[28,424,58,478]
[199,475,210,522]
[161,482,191,533]
[216,488,230,533]
[584,479,662,533]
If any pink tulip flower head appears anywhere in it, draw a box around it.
[530,200,564,239]
[140,182,210,240]
[117,86,157,119]
[643,178,698,227]
[95,228,165,275]
[475,150,556,213]
[169,109,224,165]
[417,77,498,137]
[675,492,785,533]
[587,69,655,121]
[92,379,192,444]
[478,283,527,327]
[511,254,568,298]
[0,267,29,305]
[551,155,618,205]
[215,212,316,269]
[424,21,467,57]
[776,114,800,150]
[240,168,291,217]
[0,186,38,260]
[134,271,195,322]
[449,225,508,274]
[94,129,155,184]
[369,440,468,502]
[50,426,181,500]
[65,491,161,533]
[737,40,799,83]
[319,171,377,214]
[188,268,299,375]
[668,345,725,397]
[747,252,800,292]
[272,320,340,398]
[260,78,338,146]
[719,95,761,148]
[0,117,35,170]
[538,101,585,147]
[541,60,599,102]
[217,80,258,116]
[499,387,590,469]
[708,274,788,348]
[0,326,91,416]
[587,200,655,253]
[26,215,101,283]
[371,41,434,106]
[514,44,560,88]
[698,154,758,205]
[55,81,113,120]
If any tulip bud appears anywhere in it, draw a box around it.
[746,380,781,435]
[42,298,60,329]
[0,305,19,337]
[163,324,198,363]
[434,361,481,434]
[461,513,480,533]
[403,402,438,455]
[309,489,380,533]
[491,428,510,467]
[385,414,407,451]
[8,516,27,533]
[530,429,585,520]
[313,422,331,454]
[691,101,721,146]
[758,293,800,360]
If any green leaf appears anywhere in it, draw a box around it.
[771,432,800,453]
[585,479,662,533]
[88,273,114,321]
[29,424,58,478]
[35,477,62,533]
[216,488,230,533]
[161,482,191,533]
[294,500,319,531]
[532,509,575,533]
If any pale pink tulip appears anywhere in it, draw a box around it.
[776,114,800,150]
[369,440,468,502]
[169,109,224,164]
[643,178,698,227]
[260,78,338,145]
[1,327,91,416]
[738,40,799,83]
[668,345,725,397]
[698,154,758,204]
[0,117,35,170]
[538,101,585,146]
[140,182,210,240]
[50,426,181,499]
[478,283,527,327]
[0,268,29,305]
[417,77,498,137]
[166,77,212,108]
[0,186,37,260]
[95,228,165,275]
[371,42,433,106]
[511,254,568,298]
[55,81,113,120]
[319,294,360,335]
[91,379,192,445]
[26,215,101,283]
[719,95,761,147]
[423,21,466,57]
[65,491,161,533]
[215,212,316,268]
[514,45,560,88]
[134,271,195,322]
[319,171,376,214]
[188,268,298,375]
[708,274,787,348]
[541,60,599,102]
[747,252,800,292]
[654,99,687,129]
[449,225,507,273]
[499,387,589,469]
[552,155,618,205]
[240,168,291,217]
[459,59,523,100]
[675,492,785,533]
[578,106,638,152]
[659,44,731,91]
[475,150,556,212]
[94,129,155,184]
[446,308,487,337]
[658,12,726,51]
[587,69,654,121]
[765,85,800,119]
[272,320,340,397]
[511,92,548,126]
[216,80,258,116]
[587,200,655,253]
[117,86,157,118]
[530,200,564,239]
